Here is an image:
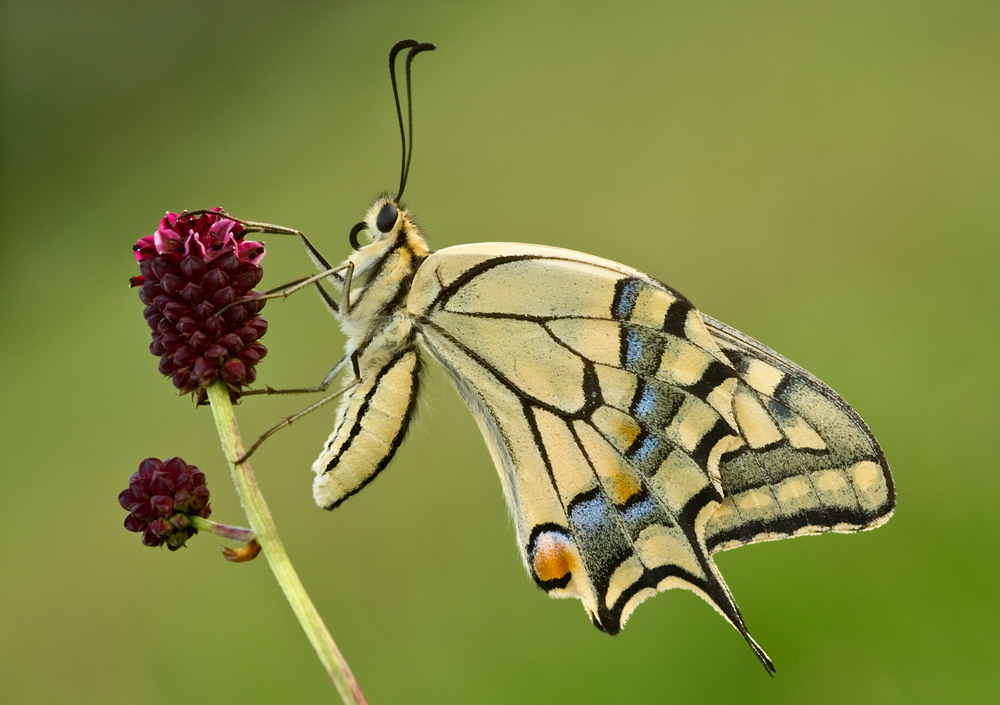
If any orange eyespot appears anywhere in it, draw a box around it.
[533,531,577,583]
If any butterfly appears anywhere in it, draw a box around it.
[271,40,895,673]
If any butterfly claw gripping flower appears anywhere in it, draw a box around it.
[131,209,268,402]
[119,457,212,550]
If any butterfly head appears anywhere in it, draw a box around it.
[336,193,428,342]
[346,195,429,259]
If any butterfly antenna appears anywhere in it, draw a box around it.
[402,42,436,198]
[388,39,435,201]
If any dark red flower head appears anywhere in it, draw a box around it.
[132,209,268,402]
[119,457,211,550]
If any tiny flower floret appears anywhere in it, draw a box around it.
[119,457,211,550]
[132,209,268,402]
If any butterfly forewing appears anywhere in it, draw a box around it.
[701,315,895,554]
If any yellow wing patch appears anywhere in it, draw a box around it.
[733,385,784,449]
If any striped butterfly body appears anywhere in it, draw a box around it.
[306,41,894,673]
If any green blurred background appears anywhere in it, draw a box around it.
[2,1,997,702]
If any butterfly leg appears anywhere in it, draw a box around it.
[242,353,352,397]
[217,264,350,319]
[312,280,339,315]
[236,352,363,464]
[238,218,336,272]
[192,211,345,314]
[237,218,348,315]
[339,262,355,315]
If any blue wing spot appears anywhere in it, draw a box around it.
[570,495,615,543]
[630,433,659,462]
[612,278,642,320]
[633,382,657,419]
[620,495,658,534]
[568,490,634,588]
[623,330,643,368]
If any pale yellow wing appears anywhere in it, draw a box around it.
[407,243,777,670]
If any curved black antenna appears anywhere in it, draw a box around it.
[388,39,435,201]
[388,40,419,202]
[401,42,435,198]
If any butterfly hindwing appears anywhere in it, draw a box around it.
[408,244,780,668]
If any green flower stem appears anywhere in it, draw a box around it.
[207,380,367,705]
[189,516,255,543]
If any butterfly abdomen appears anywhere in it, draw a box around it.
[312,343,422,509]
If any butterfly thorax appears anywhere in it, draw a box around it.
[337,197,430,361]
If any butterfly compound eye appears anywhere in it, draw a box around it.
[376,203,399,233]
